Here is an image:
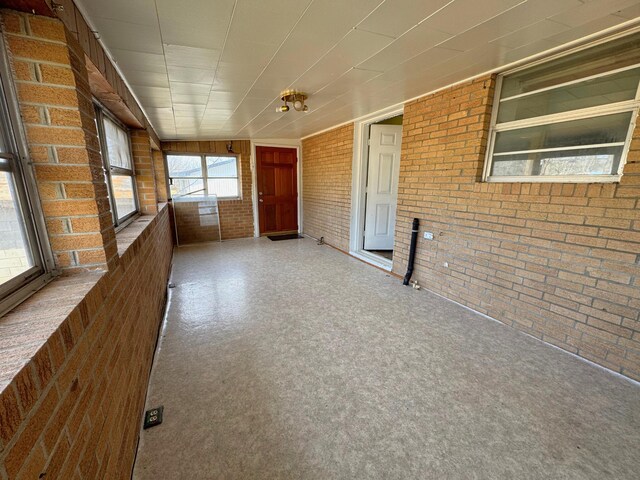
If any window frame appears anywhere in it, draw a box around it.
[483,31,640,184]
[165,152,241,200]
[94,103,139,227]
[0,35,55,315]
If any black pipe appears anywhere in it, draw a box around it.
[403,218,419,286]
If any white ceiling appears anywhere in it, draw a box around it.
[76,0,640,140]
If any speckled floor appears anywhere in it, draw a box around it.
[133,237,640,480]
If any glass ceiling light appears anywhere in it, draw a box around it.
[276,90,309,113]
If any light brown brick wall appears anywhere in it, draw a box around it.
[1,10,117,271]
[301,124,354,251]
[161,140,254,240]
[393,75,640,380]
[0,208,173,480]
[152,149,169,203]
[130,130,158,215]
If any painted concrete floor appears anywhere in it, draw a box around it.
[133,237,640,480]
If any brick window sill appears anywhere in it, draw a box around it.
[0,204,168,419]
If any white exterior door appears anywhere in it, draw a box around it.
[364,124,402,250]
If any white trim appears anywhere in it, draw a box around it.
[350,105,403,269]
[250,140,302,238]
[493,100,638,132]
[350,250,392,272]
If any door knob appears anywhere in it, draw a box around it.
[259,192,263,195]
[259,199,263,202]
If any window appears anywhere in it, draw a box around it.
[166,154,240,199]
[95,107,138,225]
[0,42,53,314]
[484,32,640,182]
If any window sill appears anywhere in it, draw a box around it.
[0,204,168,396]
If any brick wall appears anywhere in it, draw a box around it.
[1,10,116,271]
[301,124,354,251]
[0,208,173,480]
[152,149,168,203]
[130,130,158,215]
[393,75,640,380]
[161,140,254,240]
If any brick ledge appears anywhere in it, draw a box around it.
[0,203,168,400]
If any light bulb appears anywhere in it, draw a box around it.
[293,100,303,111]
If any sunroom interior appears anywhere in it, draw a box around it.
[0,1,639,479]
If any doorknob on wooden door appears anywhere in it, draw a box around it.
[259,199,263,202]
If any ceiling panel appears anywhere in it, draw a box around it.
[357,0,453,38]
[77,0,640,140]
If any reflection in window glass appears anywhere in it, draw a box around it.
[170,178,205,198]
[167,154,240,198]
[0,172,33,284]
[493,113,632,154]
[207,178,238,197]
[111,174,136,219]
[491,147,622,177]
[167,155,202,177]
[206,156,237,177]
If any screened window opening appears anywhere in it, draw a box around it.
[167,154,240,199]
[95,107,138,225]
[485,32,640,182]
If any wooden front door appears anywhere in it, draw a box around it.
[256,146,298,235]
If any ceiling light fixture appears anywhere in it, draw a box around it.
[276,90,309,113]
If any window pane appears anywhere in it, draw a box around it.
[167,155,202,177]
[491,146,623,177]
[102,117,132,169]
[501,32,640,98]
[206,156,237,177]
[207,178,238,197]
[111,174,136,220]
[0,172,33,284]
[498,67,640,122]
[494,112,632,154]
[171,178,205,197]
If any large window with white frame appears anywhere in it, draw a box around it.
[484,31,640,182]
[0,42,54,314]
[95,106,139,225]
[166,153,240,199]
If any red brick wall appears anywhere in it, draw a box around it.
[394,75,640,380]
[301,124,354,251]
[0,208,173,479]
[161,140,254,240]
[1,10,116,271]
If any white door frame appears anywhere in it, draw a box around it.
[349,106,404,271]
[250,140,303,237]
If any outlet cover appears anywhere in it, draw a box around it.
[143,406,164,429]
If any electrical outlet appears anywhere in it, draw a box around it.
[423,231,434,240]
[143,406,164,429]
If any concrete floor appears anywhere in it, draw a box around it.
[133,237,640,480]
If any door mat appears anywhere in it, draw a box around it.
[267,234,303,241]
